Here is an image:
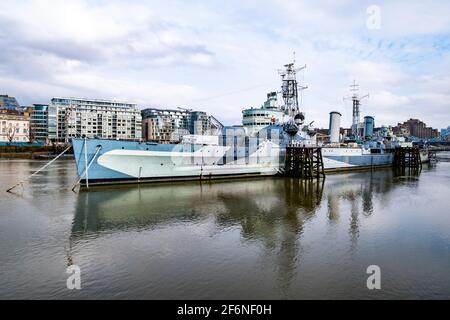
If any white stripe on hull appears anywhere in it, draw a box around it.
[96,148,403,179]
[97,144,282,178]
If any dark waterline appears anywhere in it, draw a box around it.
[1,156,449,299]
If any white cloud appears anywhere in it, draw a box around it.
[0,0,449,129]
[379,1,450,36]
[370,91,410,109]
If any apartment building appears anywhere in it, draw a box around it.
[393,119,439,139]
[51,97,142,143]
[141,108,213,143]
[0,112,30,143]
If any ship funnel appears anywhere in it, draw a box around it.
[364,116,374,137]
[329,111,341,143]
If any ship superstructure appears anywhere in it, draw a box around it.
[242,92,287,136]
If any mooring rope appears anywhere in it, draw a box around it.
[71,145,102,191]
[6,145,72,193]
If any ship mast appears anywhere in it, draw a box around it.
[345,80,369,139]
[278,55,307,117]
[277,54,308,136]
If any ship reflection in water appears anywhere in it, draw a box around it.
[72,172,395,236]
[71,178,329,296]
[66,166,450,299]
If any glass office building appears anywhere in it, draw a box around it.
[47,105,57,142]
[0,95,20,111]
[29,104,49,142]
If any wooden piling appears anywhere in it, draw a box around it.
[393,147,422,170]
[284,145,325,179]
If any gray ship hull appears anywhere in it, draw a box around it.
[71,139,427,186]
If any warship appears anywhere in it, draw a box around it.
[72,62,427,186]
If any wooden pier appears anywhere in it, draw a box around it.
[284,145,325,179]
[393,147,422,170]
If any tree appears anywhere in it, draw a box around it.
[7,125,15,143]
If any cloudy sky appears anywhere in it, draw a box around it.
[0,0,449,129]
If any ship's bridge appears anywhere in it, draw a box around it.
[242,92,287,136]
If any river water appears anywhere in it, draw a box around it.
[1,155,449,299]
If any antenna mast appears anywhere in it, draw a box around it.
[344,80,369,138]
[278,54,307,117]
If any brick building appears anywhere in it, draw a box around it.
[392,119,439,139]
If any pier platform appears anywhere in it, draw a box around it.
[284,145,325,179]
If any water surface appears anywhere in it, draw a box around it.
[1,155,449,299]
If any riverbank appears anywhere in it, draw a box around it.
[0,145,73,159]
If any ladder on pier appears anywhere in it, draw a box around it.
[284,145,325,179]
[393,147,422,170]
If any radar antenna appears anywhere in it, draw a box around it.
[277,55,308,136]
[277,58,308,117]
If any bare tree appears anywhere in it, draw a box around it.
[27,125,34,142]
[7,125,15,143]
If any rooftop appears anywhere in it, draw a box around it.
[51,97,137,106]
